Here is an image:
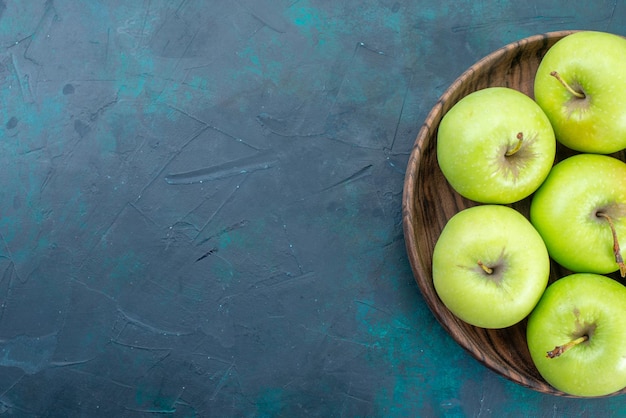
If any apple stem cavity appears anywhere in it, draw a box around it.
[477,260,493,275]
[546,335,589,359]
[596,212,626,278]
[550,71,585,99]
[505,132,524,157]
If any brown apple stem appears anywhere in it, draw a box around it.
[505,132,524,156]
[550,71,585,99]
[546,335,589,359]
[477,260,493,274]
[596,212,626,278]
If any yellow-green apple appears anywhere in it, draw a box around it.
[530,154,626,277]
[437,87,556,204]
[534,31,626,153]
[527,273,626,397]
[432,205,550,328]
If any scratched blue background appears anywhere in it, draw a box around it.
[0,1,625,416]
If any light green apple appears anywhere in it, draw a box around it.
[432,205,550,329]
[530,154,626,276]
[527,273,626,397]
[437,87,556,204]
[534,30,626,154]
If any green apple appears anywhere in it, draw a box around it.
[534,31,626,153]
[530,154,626,276]
[527,273,626,397]
[432,204,550,328]
[437,87,556,204]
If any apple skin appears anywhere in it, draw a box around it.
[534,31,626,154]
[432,205,550,329]
[530,154,626,275]
[437,87,556,204]
[527,273,626,397]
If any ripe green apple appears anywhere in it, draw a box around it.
[534,31,626,153]
[527,273,626,397]
[530,154,626,276]
[437,87,556,204]
[432,205,550,328]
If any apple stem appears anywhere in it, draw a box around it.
[546,335,589,359]
[550,71,585,99]
[596,212,626,278]
[477,260,493,274]
[505,132,524,156]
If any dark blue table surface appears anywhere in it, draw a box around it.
[1,1,625,416]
